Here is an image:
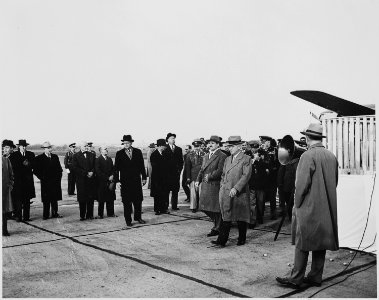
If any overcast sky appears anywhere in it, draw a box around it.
[1,0,378,147]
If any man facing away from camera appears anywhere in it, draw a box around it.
[276,123,339,289]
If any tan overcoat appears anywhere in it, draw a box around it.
[292,143,339,251]
[219,152,252,222]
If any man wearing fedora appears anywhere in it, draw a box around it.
[163,133,183,211]
[114,135,147,227]
[72,142,97,220]
[212,136,252,247]
[146,143,156,189]
[95,146,116,218]
[195,135,227,236]
[150,139,170,215]
[186,139,205,213]
[276,123,339,289]
[33,142,63,220]
[11,139,36,222]
[64,143,77,196]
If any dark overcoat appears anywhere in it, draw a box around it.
[150,150,170,197]
[95,155,116,202]
[114,148,146,202]
[64,151,75,170]
[2,156,14,213]
[72,151,96,203]
[219,153,252,222]
[33,153,63,203]
[11,150,36,200]
[163,146,183,190]
[197,149,227,212]
[185,150,204,182]
[292,143,339,251]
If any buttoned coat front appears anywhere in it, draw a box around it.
[95,155,116,203]
[72,151,96,203]
[219,153,252,222]
[33,153,63,203]
[292,143,339,251]
[197,149,227,212]
[11,150,36,200]
[114,147,147,202]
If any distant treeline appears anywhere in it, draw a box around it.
[28,144,148,159]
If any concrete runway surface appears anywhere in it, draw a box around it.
[2,179,377,298]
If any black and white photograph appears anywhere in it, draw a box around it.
[1,0,377,298]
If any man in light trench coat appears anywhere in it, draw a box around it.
[276,123,339,288]
[211,136,252,247]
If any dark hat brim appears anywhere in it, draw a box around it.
[300,131,326,138]
[121,139,134,143]
[17,142,29,146]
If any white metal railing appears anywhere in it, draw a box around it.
[322,115,376,175]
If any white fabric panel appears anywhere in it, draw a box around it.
[337,174,376,254]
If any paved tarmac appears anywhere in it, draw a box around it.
[2,179,377,298]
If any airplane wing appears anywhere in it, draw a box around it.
[290,90,375,116]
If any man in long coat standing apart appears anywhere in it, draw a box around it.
[33,142,63,220]
[163,133,183,211]
[72,142,96,221]
[114,135,147,227]
[64,143,76,196]
[276,123,339,289]
[150,139,170,215]
[212,136,252,247]
[195,136,226,236]
[12,139,36,222]
[95,146,116,218]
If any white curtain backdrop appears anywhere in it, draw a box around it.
[337,174,376,254]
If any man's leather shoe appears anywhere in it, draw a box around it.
[136,219,146,224]
[126,222,133,227]
[237,240,245,246]
[155,212,161,215]
[80,218,85,221]
[207,230,219,237]
[248,223,256,229]
[52,214,63,218]
[23,218,32,222]
[3,231,10,236]
[43,217,49,220]
[276,277,300,289]
[303,277,321,287]
[211,240,225,247]
[172,207,179,211]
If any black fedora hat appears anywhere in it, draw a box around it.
[156,139,166,147]
[166,133,176,141]
[121,135,134,143]
[17,139,29,146]
[2,139,14,148]
[148,143,156,148]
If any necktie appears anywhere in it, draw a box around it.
[209,152,213,159]
[171,146,175,152]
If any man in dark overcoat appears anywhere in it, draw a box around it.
[2,149,14,236]
[64,143,76,196]
[276,123,339,289]
[150,139,170,215]
[33,142,63,220]
[11,139,36,222]
[72,142,96,221]
[162,133,183,211]
[95,146,116,218]
[195,136,227,237]
[114,135,147,227]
